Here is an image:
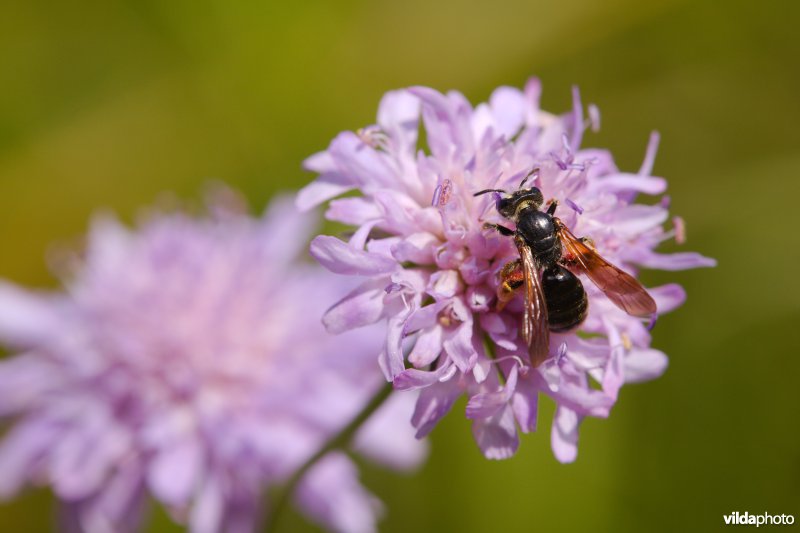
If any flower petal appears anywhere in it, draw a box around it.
[323,277,391,334]
[147,438,202,507]
[296,453,382,533]
[649,283,687,314]
[411,379,462,438]
[587,174,667,195]
[625,348,668,383]
[310,236,396,276]
[408,326,444,368]
[511,374,539,434]
[377,89,420,157]
[0,282,64,347]
[630,250,718,271]
[326,197,381,226]
[551,406,581,463]
[442,320,477,372]
[354,391,428,470]
[465,365,518,420]
[296,178,353,211]
[472,406,519,460]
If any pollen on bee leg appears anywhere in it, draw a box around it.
[496,259,524,311]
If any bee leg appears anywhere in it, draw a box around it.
[546,200,558,216]
[483,223,515,236]
[497,259,524,310]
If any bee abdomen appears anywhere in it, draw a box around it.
[542,266,588,332]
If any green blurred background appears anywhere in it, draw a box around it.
[1,0,798,531]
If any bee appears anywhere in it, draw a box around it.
[475,169,657,366]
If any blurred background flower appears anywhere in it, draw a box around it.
[0,191,426,532]
[1,0,798,531]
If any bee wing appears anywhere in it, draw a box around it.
[515,236,550,367]
[555,219,657,317]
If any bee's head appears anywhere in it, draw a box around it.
[497,187,544,219]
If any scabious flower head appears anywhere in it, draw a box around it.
[300,79,715,461]
[0,189,426,532]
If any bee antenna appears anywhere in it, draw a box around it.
[519,167,540,189]
[473,188,506,197]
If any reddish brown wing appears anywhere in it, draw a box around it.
[514,236,550,367]
[555,219,657,317]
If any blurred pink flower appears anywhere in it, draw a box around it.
[299,79,715,461]
[0,190,426,532]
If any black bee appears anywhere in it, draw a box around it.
[475,169,657,366]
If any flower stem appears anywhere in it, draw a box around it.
[263,381,395,532]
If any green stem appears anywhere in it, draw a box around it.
[263,381,395,532]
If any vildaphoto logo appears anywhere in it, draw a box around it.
[724,512,795,527]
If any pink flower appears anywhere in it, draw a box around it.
[300,79,715,461]
[0,189,426,532]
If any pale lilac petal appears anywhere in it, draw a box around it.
[323,278,390,334]
[428,270,461,299]
[630,250,718,271]
[189,477,224,533]
[411,379,462,438]
[377,89,420,156]
[442,320,477,372]
[147,438,203,507]
[391,232,439,264]
[0,417,60,498]
[409,86,474,161]
[0,354,61,416]
[649,283,687,314]
[296,453,382,533]
[310,235,397,276]
[568,85,584,151]
[408,326,444,368]
[488,86,526,139]
[472,406,519,460]
[83,459,146,533]
[393,362,454,391]
[625,348,669,383]
[354,391,428,470]
[608,205,669,235]
[602,319,626,401]
[511,375,539,433]
[551,406,581,463]
[0,282,64,346]
[587,174,667,195]
[60,462,147,533]
[296,178,353,211]
[259,194,318,267]
[466,366,518,420]
[638,131,660,176]
[303,150,337,174]
[326,197,381,226]
[328,131,396,188]
[523,77,542,126]
[84,214,132,276]
[52,418,130,500]
[379,314,409,380]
